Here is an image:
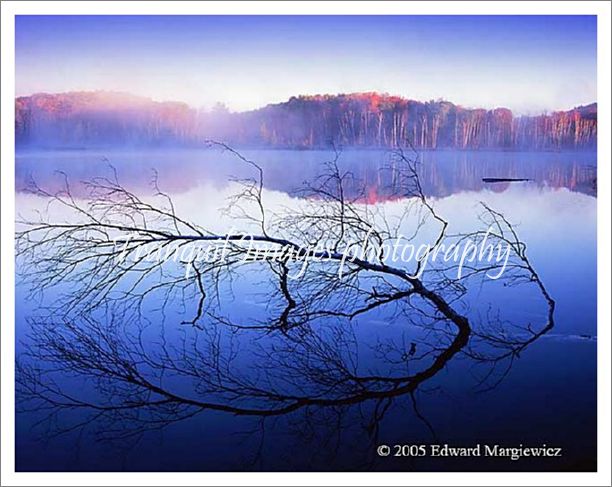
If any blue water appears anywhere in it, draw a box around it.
[15,149,597,471]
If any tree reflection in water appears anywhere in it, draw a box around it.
[16,144,555,468]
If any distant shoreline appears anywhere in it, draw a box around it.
[16,92,597,152]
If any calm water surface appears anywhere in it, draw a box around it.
[15,149,596,471]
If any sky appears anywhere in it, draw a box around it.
[16,15,597,114]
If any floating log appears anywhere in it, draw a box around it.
[482,178,531,183]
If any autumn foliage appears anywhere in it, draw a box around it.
[16,91,596,150]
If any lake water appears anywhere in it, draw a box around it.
[15,148,597,471]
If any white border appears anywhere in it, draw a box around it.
[1,2,610,486]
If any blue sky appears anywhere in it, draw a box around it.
[16,15,596,113]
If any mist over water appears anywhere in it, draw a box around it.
[16,148,597,198]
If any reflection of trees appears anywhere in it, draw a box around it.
[15,149,598,206]
[16,144,554,459]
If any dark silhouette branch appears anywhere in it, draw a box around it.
[16,143,554,443]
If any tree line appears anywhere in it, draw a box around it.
[16,91,597,150]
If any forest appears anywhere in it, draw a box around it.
[15,91,597,150]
